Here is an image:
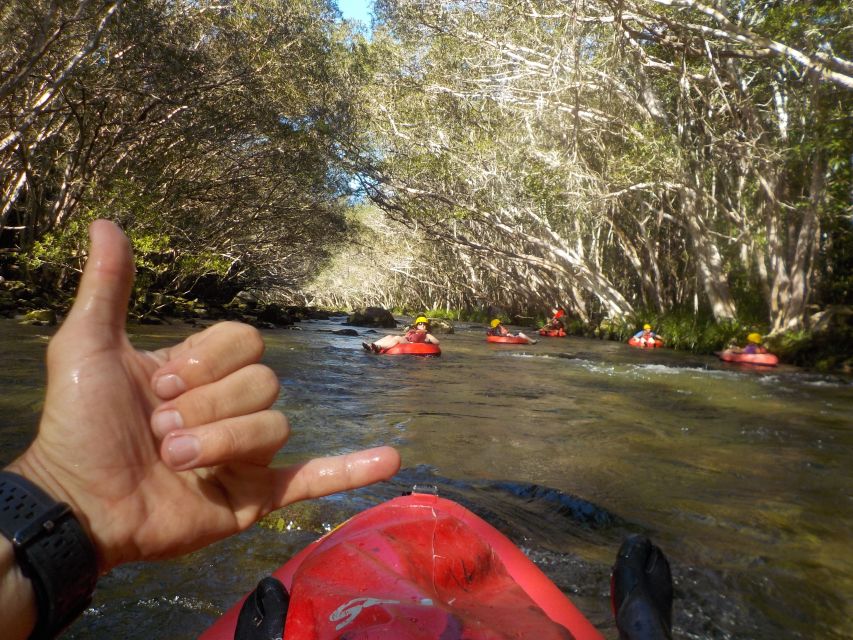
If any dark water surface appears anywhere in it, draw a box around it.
[1,318,851,639]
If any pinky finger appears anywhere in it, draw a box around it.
[161,410,290,470]
[272,446,401,507]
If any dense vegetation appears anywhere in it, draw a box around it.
[1,0,358,308]
[1,1,851,364]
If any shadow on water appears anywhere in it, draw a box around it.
[360,465,625,538]
[1,318,852,640]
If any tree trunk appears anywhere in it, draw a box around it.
[681,185,737,320]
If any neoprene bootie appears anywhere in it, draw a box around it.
[611,535,674,640]
[234,576,289,640]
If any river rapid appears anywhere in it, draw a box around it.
[1,317,851,639]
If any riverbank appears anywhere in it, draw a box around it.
[576,311,852,375]
[0,277,341,329]
[3,275,849,374]
[409,307,853,375]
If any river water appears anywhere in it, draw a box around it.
[1,318,851,639]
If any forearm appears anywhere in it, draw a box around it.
[0,536,37,640]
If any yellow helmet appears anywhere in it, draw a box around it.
[643,323,652,330]
[747,332,762,344]
[490,318,502,328]
[414,316,429,326]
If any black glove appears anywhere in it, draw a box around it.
[234,576,290,640]
[611,535,673,640]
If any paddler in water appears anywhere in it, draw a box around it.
[487,318,538,344]
[632,323,664,346]
[734,332,769,355]
[362,315,440,353]
[541,306,566,332]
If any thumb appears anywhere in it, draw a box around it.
[62,219,135,346]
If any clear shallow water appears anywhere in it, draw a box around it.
[1,318,851,639]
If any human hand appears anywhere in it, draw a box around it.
[6,220,400,573]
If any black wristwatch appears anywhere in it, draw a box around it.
[0,471,98,639]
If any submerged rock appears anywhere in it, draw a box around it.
[232,290,259,308]
[21,309,56,326]
[257,303,293,326]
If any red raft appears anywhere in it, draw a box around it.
[200,493,603,640]
[486,335,530,344]
[628,336,664,348]
[718,350,779,367]
[381,342,441,356]
[538,328,566,337]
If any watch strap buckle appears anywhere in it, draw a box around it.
[12,502,72,548]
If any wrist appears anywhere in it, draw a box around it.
[6,452,104,573]
[0,467,99,639]
[0,535,37,639]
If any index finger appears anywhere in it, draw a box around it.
[151,321,265,399]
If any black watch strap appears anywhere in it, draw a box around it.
[0,471,98,639]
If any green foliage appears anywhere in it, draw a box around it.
[415,308,460,320]
[561,317,588,336]
[3,0,361,307]
[818,219,853,305]
[760,1,852,53]
[769,312,853,372]
[130,233,171,278]
[176,252,233,278]
[460,309,495,325]
[18,213,94,276]
[726,265,770,324]
[15,212,96,297]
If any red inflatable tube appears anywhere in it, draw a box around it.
[486,335,531,344]
[628,336,664,348]
[718,350,779,366]
[200,493,604,640]
[538,328,566,337]
[381,342,441,356]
